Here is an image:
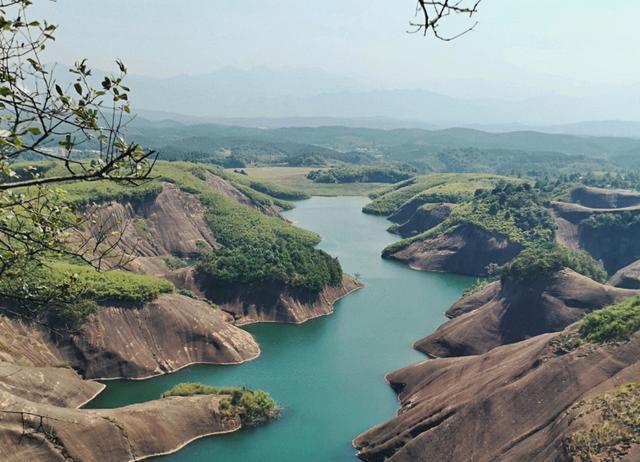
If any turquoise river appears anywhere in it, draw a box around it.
[86,196,474,462]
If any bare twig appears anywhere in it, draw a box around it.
[410,0,482,40]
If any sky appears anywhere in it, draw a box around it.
[31,0,640,101]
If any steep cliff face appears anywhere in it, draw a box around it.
[171,271,362,325]
[354,329,640,462]
[610,259,640,289]
[391,203,453,237]
[387,224,522,277]
[444,280,500,318]
[551,201,640,274]
[90,184,218,261]
[570,185,640,209]
[579,222,640,275]
[0,290,263,461]
[0,294,260,380]
[416,269,635,358]
[63,294,260,379]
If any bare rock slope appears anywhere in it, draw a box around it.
[610,259,640,289]
[551,189,640,275]
[0,389,244,462]
[416,269,635,358]
[391,203,454,237]
[0,291,261,462]
[64,293,260,379]
[387,224,522,277]
[172,271,362,325]
[354,329,640,462]
[570,185,640,209]
[0,293,260,380]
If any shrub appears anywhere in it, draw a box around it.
[196,193,342,292]
[382,180,556,256]
[49,263,174,306]
[582,211,640,231]
[62,182,163,207]
[501,243,607,284]
[364,173,509,216]
[462,278,494,297]
[307,165,415,184]
[164,256,190,270]
[565,382,640,461]
[579,296,640,343]
[0,261,173,328]
[177,288,199,299]
[160,383,277,426]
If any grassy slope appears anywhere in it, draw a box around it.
[57,161,342,293]
[362,173,514,216]
[239,167,386,196]
[381,180,554,256]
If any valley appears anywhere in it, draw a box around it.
[3,3,640,461]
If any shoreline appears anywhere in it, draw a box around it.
[133,423,243,462]
[85,280,363,406]
[234,281,364,327]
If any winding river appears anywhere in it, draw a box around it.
[86,196,473,462]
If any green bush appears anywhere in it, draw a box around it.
[462,278,494,297]
[196,193,342,292]
[307,165,415,184]
[49,262,174,306]
[579,296,640,343]
[583,211,640,231]
[164,256,190,270]
[160,383,277,426]
[363,173,509,216]
[62,182,163,207]
[500,243,607,284]
[177,288,199,299]
[383,180,554,256]
[0,262,174,328]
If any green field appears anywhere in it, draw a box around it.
[236,167,386,196]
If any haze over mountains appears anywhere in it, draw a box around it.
[120,66,640,136]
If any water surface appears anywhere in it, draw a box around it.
[87,196,473,462]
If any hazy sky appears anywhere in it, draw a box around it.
[32,1,640,100]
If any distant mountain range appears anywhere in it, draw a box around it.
[112,66,640,129]
[134,110,640,139]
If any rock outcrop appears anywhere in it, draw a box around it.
[64,293,260,379]
[444,280,500,318]
[0,362,103,408]
[0,294,260,380]
[390,203,454,237]
[90,184,218,262]
[0,390,243,462]
[387,224,522,277]
[354,328,640,462]
[610,259,640,289]
[172,272,362,325]
[0,290,262,461]
[416,269,635,358]
[551,199,640,275]
[570,185,640,209]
